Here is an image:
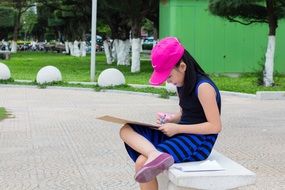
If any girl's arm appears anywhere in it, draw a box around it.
[168,108,182,123]
[158,83,221,136]
[178,83,222,134]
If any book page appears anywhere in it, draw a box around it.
[172,160,225,172]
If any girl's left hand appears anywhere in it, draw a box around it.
[158,123,179,137]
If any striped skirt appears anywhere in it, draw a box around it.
[124,124,218,163]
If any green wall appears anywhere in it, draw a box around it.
[160,0,285,74]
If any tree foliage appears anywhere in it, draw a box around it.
[36,0,92,41]
[21,9,37,37]
[0,6,16,27]
[0,0,36,40]
[0,6,16,39]
[0,0,159,41]
[100,0,159,38]
[209,0,285,27]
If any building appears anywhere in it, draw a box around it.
[160,0,285,74]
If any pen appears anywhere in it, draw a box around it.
[160,114,166,124]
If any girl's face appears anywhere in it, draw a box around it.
[166,61,186,87]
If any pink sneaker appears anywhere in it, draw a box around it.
[135,153,174,183]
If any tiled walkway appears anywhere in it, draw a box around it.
[0,86,284,189]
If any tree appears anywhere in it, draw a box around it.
[31,4,50,41]
[0,0,36,52]
[39,0,91,41]
[99,0,132,65]
[21,9,37,40]
[38,0,92,56]
[209,0,285,86]
[0,6,16,39]
[100,0,159,72]
[145,0,159,40]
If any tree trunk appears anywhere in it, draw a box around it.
[117,39,130,65]
[68,42,74,56]
[123,39,131,65]
[117,40,124,65]
[73,40,80,57]
[131,21,141,72]
[103,40,112,64]
[263,0,278,86]
[263,36,276,87]
[80,41,86,57]
[111,39,119,62]
[11,11,22,53]
[11,41,17,53]
[65,41,69,54]
[131,38,141,72]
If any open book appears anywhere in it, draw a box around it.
[172,160,225,172]
[96,115,159,129]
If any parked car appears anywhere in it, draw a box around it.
[85,34,104,52]
[142,37,156,50]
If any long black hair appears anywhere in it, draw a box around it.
[176,50,207,97]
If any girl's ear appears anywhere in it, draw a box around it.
[179,61,187,72]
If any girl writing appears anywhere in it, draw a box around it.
[120,37,222,190]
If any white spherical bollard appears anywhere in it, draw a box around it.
[36,66,62,84]
[98,68,125,87]
[0,62,11,80]
[165,82,177,93]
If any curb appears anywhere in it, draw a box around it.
[100,89,161,98]
[220,91,256,99]
[256,91,285,100]
[2,82,285,100]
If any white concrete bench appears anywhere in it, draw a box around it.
[157,150,256,190]
[0,51,11,60]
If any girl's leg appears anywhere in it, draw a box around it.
[135,155,158,190]
[120,124,162,163]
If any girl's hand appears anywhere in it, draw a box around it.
[158,123,179,137]
[156,112,172,124]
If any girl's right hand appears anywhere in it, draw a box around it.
[156,112,173,124]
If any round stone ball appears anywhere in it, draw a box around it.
[36,66,62,84]
[98,68,126,87]
[165,82,177,93]
[0,62,11,80]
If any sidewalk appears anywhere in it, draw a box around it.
[0,86,284,190]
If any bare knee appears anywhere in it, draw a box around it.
[119,124,131,140]
[135,155,147,172]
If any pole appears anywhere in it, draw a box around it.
[90,0,97,82]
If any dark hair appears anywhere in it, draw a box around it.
[176,50,207,96]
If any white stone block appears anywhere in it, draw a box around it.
[166,82,177,93]
[36,66,62,84]
[98,68,125,87]
[0,62,11,80]
[158,150,256,190]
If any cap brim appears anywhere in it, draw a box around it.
[149,69,171,86]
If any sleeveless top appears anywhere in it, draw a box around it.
[177,74,221,125]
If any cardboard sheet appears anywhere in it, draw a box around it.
[96,115,159,129]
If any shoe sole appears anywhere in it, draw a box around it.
[135,156,174,183]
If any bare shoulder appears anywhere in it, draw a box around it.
[197,82,216,99]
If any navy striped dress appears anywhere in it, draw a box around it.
[125,75,221,163]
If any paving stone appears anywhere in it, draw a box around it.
[0,87,284,189]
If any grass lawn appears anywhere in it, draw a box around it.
[1,52,152,84]
[0,107,8,121]
[1,52,285,94]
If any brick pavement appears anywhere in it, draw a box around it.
[0,86,284,190]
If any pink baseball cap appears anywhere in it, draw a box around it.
[149,37,184,85]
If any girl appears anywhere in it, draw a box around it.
[120,37,222,190]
